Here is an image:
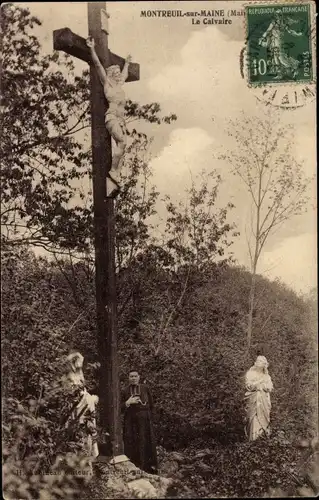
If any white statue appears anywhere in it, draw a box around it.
[244,355,273,441]
[65,352,99,460]
[86,36,132,197]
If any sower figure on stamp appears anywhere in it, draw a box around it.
[86,36,131,196]
[121,369,158,473]
[258,11,302,80]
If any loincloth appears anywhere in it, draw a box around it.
[105,110,126,127]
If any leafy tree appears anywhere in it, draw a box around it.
[220,108,313,352]
[114,135,160,271]
[1,3,176,255]
[1,4,91,252]
[114,170,239,353]
[163,170,239,269]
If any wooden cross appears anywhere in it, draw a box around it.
[53,2,140,457]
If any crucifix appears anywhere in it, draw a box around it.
[53,2,140,457]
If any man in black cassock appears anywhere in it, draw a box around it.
[121,370,158,473]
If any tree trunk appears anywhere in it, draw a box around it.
[247,171,262,354]
[247,268,257,353]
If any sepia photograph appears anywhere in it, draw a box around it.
[1,0,318,498]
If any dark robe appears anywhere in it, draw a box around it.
[121,383,158,473]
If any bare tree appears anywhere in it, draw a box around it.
[221,108,313,352]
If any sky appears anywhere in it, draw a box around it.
[19,1,317,294]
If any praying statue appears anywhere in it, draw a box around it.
[86,36,132,197]
[244,355,273,441]
[64,352,99,461]
[121,369,158,473]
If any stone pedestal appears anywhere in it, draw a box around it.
[91,454,174,498]
[127,478,157,498]
[109,454,130,465]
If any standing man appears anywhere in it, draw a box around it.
[121,370,158,473]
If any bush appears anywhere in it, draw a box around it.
[117,264,317,449]
[2,388,94,500]
[3,450,92,500]
[2,247,317,498]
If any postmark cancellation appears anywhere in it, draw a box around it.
[242,1,316,108]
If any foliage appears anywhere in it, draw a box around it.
[1,247,97,401]
[3,452,91,500]
[115,136,160,271]
[2,245,317,498]
[116,169,237,354]
[163,170,238,269]
[1,246,102,499]
[1,4,317,499]
[3,245,316,440]
[116,262,317,453]
[1,3,91,251]
[1,4,176,255]
[159,434,319,498]
[2,380,94,500]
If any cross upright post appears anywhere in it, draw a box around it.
[53,2,140,458]
[87,1,121,458]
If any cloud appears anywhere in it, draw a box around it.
[148,27,250,124]
[150,127,214,197]
[258,232,317,293]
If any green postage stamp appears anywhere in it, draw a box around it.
[246,3,313,85]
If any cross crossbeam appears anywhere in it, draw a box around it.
[53,28,140,82]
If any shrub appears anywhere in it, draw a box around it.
[2,389,94,500]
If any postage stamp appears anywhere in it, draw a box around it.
[246,3,313,85]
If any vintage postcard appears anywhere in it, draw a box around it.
[1,1,317,499]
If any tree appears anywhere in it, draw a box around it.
[220,108,313,352]
[1,4,92,252]
[118,170,239,356]
[163,170,238,270]
[114,134,160,271]
[0,4,176,255]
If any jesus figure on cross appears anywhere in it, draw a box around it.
[86,36,132,196]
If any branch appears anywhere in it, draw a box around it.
[54,310,87,352]
[260,165,276,205]
[228,157,258,207]
[9,105,89,157]
[53,253,83,309]
[67,310,86,334]
[61,104,90,136]
[259,189,305,253]
[118,289,134,317]
[245,220,253,267]
[154,265,191,356]
[258,182,287,235]
[259,312,273,336]
[0,206,20,218]
[239,132,261,164]
[63,124,90,136]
